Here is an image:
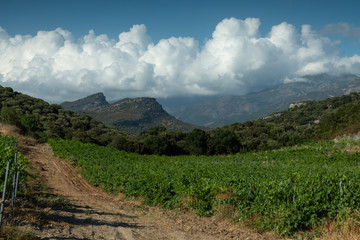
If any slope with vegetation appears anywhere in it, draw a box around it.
[0,86,124,146]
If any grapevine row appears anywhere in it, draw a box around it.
[48,138,360,235]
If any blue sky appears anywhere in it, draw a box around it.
[1,0,359,53]
[0,0,360,102]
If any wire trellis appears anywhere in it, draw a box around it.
[0,153,21,229]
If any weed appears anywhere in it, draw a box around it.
[0,224,35,240]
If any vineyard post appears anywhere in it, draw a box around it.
[339,180,343,200]
[14,172,20,200]
[11,153,18,218]
[0,161,11,229]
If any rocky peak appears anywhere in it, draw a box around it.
[111,97,167,118]
[61,92,109,112]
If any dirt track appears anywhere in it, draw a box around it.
[1,126,279,240]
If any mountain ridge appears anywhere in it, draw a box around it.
[61,95,201,135]
[60,74,360,131]
[168,74,360,127]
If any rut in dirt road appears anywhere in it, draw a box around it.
[17,138,197,240]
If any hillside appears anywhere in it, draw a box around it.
[0,85,124,145]
[62,95,201,135]
[169,74,360,128]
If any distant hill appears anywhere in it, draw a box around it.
[166,74,360,128]
[61,92,108,113]
[61,95,201,135]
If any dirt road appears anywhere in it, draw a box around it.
[1,126,278,240]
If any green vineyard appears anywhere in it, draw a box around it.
[0,134,27,190]
[48,138,360,235]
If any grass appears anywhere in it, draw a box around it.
[314,210,360,240]
[49,195,72,211]
[0,224,35,240]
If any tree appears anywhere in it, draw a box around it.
[209,128,239,154]
[109,135,128,150]
[20,115,38,136]
[0,107,20,126]
[139,126,167,137]
[184,129,209,155]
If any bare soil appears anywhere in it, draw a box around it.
[1,125,281,240]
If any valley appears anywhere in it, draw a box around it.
[1,77,360,239]
[2,1,360,239]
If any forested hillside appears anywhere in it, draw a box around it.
[0,86,123,145]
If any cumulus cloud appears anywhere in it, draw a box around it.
[0,18,359,103]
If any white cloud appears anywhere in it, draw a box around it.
[0,18,360,103]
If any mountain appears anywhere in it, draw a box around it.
[61,95,201,135]
[61,92,109,112]
[167,74,360,128]
[157,95,220,115]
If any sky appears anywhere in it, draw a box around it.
[0,0,360,103]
